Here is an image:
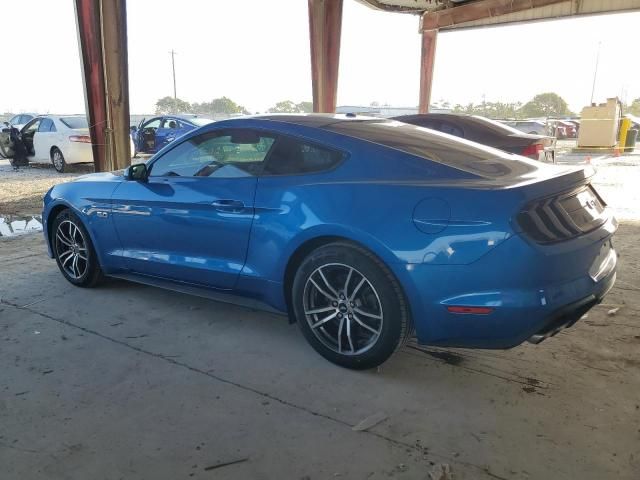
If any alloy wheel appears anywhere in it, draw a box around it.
[303,263,383,356]
[55,220,88,279]
[53,150,64,171]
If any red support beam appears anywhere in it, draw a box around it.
[308,0,344,113]
[74,0,130,172]
[74,0,108,172]
[418,29,438,114]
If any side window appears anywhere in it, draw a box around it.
[149,129,275,178]
[23,119,41,133]
[263,136,343,176]
[38,118,55,132]
[10,115,21,124]
[143,118,161,129]
[162,118,179,129]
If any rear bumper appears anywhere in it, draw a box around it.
[399,218,617,349]
[64,142,93,164]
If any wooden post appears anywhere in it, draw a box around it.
[418,29,438,114]
[74,0,108,172]
[308,0,343,113]
[101,0,131,170]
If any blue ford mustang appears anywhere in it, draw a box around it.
[43,115,617,369]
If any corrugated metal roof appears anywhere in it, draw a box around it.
[358,0,640,29]
[443,0,640,30]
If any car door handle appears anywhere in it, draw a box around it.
[212,199,245,213]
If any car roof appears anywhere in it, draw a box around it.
[247,113,383,128]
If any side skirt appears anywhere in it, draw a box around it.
[108,272,286,316]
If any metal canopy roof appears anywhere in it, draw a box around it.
[357,0,640,30]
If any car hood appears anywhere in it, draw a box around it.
[72,171,124,182]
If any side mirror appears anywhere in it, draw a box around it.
[130,125,137,132]
[126,162,148,181]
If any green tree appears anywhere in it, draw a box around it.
[625,98,640,116]
[268,100,298,113]
[295,101,313,113]
[519,92,572,118]
[155,96,192,115]
[267,100,313,113]
[192,97,249,116]
[452,101,523,119]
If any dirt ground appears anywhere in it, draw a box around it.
[1,150,639,479]
[0,160,93,215]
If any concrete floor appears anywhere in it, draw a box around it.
[1,223,639,479]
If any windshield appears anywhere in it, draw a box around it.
[60,117,89,129]
[190,118,214,126]
[470,116,528,135]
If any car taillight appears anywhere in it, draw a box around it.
[69,135,91,143]
[521,142,543,157]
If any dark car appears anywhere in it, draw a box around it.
[394,113,555,162]
[132,114,213,155]
[43,114,616,369]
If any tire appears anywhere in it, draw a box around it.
[52,209,103,287]
[292,242,412,370]
[51,147,66,173]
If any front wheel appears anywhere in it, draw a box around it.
[51,147,66,173]
[52,209,103,287]
[292,242,412,369]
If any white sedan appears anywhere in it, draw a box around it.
[20,115,94,172]
[20,115,134,173]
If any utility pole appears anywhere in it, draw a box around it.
[170,49,177,113]
[590,42,601,105]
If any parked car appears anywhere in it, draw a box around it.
[566,119,581,136]
[0,115,95,172]
[549,120,576,139]
[43,115,617,369]
[393,113,555,162]
[6,112,37,130]
[503,120,548,136]
[1,114,135,172]
[132,114,214,155]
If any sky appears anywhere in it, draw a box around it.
[1,0,640,115]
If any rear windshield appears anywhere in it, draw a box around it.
[322,119,527,177]
[60,117,88,129]
[469,116,526,135]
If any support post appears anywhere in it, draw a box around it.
[74,0,130,172]
[101,0,131,171]
[418,29,438,114]
[74,0,108,172]
[308,0,343,113]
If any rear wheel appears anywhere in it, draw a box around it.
[52,209,103,287]
[292,242,412,369]
[51,147,66,173]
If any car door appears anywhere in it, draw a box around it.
[33,118,57,161]
[137,117,161,153]
[20,118,41,158]
[154,117,181,151]
[110,128,276,289]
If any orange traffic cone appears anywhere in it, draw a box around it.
[586,156,591,164]
[614,147,621,157]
